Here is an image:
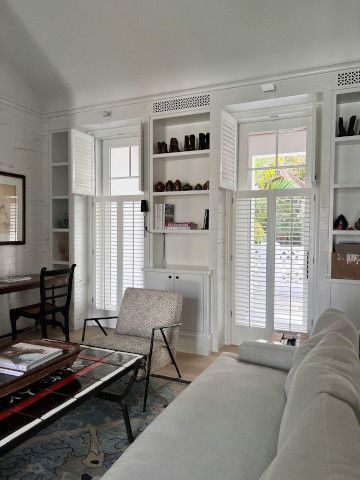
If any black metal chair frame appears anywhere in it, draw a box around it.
[82,317,182,411]
[10,265,76,342]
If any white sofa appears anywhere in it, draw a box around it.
[102,309,360,480]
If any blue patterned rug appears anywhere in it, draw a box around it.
[0,376,187,480]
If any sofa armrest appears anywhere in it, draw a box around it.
[238,341,295,372]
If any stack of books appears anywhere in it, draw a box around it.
[155,204,174,230]
[0,342,63,377]
[165,222,198,230]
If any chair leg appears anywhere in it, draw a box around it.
[39,316,48,339]
[160,330,182,379]
[81,318,87,342]
[10,310,20,341]
[143,350,153,413]
[63,312,70,342]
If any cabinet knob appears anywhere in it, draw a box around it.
[168,275,172,279]
[175,276,179,280]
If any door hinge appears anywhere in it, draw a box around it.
[230,254,233,261]
[230,310,233,317]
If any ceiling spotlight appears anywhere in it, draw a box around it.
[260,83,276,93]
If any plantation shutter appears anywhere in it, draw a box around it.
[220,110,238,190]
[138,121,144,193]
[234,196,267,328]
[274,194,311,332]
[70,129,95,195]
[233,192,312,332]
[121,201,144,294]
[95,199,118,311]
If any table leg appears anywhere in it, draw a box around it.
[120,401,134,443]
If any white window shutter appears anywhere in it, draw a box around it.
[95,199,118,311]
[220,110,238,190]
[70,129,95,195]
[122,201,144,294]
[310,97,318,186]
[138,121,144,193]
[234,196,267,328]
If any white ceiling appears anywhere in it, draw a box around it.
[0,0,360,112]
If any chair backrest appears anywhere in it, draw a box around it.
[116,288,183,339]
[39,264,76,314]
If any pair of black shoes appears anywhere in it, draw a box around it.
[184,134,196,151]
[338,116,357,136]
[199,132,210,150]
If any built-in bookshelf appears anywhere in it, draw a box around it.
[149,111,211,268]
[51,131,71,268]
[329,88,360,281]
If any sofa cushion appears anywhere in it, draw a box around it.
[101,355,288,480]
[239,341,295,372]
[285,309,359,396]
[115,288,183,338]
[279,331,360,447]
[260,393,360,480]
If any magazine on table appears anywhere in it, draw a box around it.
[0,342,63,376]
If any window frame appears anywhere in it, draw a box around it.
[102,136,140,196]
[232,115,316,338]
[238,116,312,191]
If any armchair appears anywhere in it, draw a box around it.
[82,287,183,411]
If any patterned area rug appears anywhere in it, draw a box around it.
[0,376,187,480]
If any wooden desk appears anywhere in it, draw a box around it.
[0,274,67,295]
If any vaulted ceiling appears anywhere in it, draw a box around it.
[0,0,359,112]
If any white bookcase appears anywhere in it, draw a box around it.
[146,110,212,355]
[49,130,89,330]
[329,88,360,282]
[50,131,71,268]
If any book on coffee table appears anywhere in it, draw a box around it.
[0,342,63,376]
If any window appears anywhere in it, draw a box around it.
[94,136,144,313]
[102,139,142,196]
[233,117,314,334]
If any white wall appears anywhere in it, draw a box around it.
[44,63,360,347]
[0,53,46,336]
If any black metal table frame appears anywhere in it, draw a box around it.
[0,355,144,457]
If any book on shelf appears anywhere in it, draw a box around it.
[0,342,63,376]
[165,222,198,230]
[155,204,174,230]
[203,209,209,230]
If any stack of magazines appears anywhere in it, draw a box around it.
[0,342,63,377]
[165,222,198,230]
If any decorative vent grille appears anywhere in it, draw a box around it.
[337,69,360,87]
[153,94,210,113]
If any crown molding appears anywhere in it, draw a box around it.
[40,59,360,118]
[0,93,42,117]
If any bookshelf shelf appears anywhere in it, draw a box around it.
[153,149,210,159]
[153,190,209,197]
[152,229,209,234]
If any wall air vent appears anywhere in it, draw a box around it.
[337,69,360,87]
[153,94,210,114]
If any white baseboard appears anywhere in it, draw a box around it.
[177,332,212,356]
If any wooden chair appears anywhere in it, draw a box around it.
[10,265,76,342]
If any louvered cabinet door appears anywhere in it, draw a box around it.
[70,129,95,195]
[220,110,238,190]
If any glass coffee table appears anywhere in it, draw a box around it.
[0,342,143,456]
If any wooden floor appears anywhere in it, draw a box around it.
[4,326,238,382]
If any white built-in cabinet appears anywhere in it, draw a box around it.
[146,110,213,355]
[145,267,211,354]
[50,129,93,330]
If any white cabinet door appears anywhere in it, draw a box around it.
[174,273,204,333]
[145,271,174,291]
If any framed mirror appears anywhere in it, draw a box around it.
[0,172,25,245]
